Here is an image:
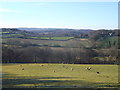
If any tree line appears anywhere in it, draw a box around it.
[2,46,119,64]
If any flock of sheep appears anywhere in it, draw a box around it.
[85,67,100,74]
[20,64,100,74]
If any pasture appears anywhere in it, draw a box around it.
[2,64,119,88]
[29,37,74,40]
[2,37,92,48]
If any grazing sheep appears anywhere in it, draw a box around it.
[88,67,91,70]
[71,68,73,71]
[96,72,100,74]
[85,67,91,70]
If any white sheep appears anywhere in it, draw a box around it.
[71,68,73,71]
[40,65,44,67]
[85,67,91,70]
[88,67,91,70]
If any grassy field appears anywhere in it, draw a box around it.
[2,63,119,88]
[0,32,10,34]
[2,38,92,48]
[29,37,74,40]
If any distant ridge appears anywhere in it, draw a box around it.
[17,27,93,31]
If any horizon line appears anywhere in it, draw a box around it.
[0,27,118,30]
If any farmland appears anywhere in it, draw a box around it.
[1,28,120,89]
[2,64,119,88]
[2,28,119,64]
[1,1,120,89]
[2,37,92,48]
[29,36,74,40]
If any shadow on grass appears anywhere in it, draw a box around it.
[2,72,72,79]
[2,72,120,88]
[2,72,93,88]
[2,78,94,88]
[2,72,80,88]
[2,78,60,85]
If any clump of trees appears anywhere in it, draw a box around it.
[2,46,119,64]
[88,30,120,49]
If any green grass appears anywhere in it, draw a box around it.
[2,64,119,88]
[2,37,92,48]
[51,37,74,40]
[2,34,22,38]
[1,32,10,34]
[30,37,50,40]
[29,37,74,40]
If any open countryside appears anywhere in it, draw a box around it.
[1,1,119,89]
[1,28,120,89]
[2,64,118,88]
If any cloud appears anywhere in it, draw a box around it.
[0,9,18,13]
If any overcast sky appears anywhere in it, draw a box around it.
[0,2,118,29]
